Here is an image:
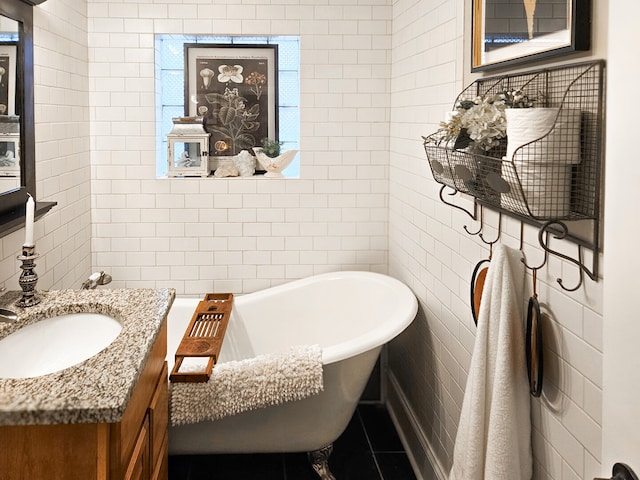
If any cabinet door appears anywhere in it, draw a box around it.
[149,362,169,480]
[151,434,169,480]
[124,416,150,480]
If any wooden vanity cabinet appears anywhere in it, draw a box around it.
[0,321,169,480]
[149,363,169,480]
[123,360,169,480]
[112,321,168,480]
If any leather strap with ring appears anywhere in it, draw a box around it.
[470,258,490,326]
[525,269,544,397]
[470,243,493,326]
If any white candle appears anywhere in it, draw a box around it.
[24,194,34,247]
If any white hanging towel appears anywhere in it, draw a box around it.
[449,244,532,480]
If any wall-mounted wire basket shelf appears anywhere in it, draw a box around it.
[423,60,605,290]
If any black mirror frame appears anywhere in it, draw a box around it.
[0,0,54,239]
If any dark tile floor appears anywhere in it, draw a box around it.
[168,403,417,480]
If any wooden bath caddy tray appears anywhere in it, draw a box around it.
[169,293,234,383]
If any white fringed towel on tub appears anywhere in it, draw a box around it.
[449,244,532,480]
[170,344,323,426]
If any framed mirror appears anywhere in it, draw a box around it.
[0,15,21,193]
[0,0,54,238]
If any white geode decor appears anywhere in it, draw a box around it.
[232,150,256,177]
[253,148,298,178]
[213,164,239,178]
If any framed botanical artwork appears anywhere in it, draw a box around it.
[0,43,17,116]
[185,44,278,169]
[471,0,590,71]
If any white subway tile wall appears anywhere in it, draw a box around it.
[0,0,92,291]
[387,1,603,480]
[84,1,391,295]
[0,1,604,480]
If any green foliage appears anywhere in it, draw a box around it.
[261,138,284,158]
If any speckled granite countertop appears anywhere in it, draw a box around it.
[0,288,175,426]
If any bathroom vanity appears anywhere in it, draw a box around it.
[0,288,175,480]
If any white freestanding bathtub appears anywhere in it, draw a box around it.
[166,271,417,476]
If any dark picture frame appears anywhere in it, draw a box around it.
[185,43,278,166]
[471,0,590,72]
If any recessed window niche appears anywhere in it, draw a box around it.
[154,35,300,179]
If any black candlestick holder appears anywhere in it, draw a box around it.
[16,245,40,308]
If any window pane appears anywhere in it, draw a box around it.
[274,38,300,70]
[162,106,184,138]
[279,107,300,143]
[232,37,268,45]
[278,71,299,107]
[160,37,186,70]
[195,36,232,45]
[161,70,185,106]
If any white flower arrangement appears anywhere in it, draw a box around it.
[427,88,536,154]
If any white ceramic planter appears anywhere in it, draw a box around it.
[254,149,298,178]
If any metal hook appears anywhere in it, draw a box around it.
[438,185,476,220]
[557,245,585,292]
[521,222,549,271]
[479,211,502,246]
[538,220,595,292]
[463,204,483,236]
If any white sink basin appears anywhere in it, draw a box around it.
[0,312,122,379]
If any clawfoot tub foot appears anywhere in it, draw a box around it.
[308,444,336,480]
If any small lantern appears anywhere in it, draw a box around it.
[166,117,210,177]
[0,116,20,177]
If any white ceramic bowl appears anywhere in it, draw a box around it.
[254,149,298,178]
